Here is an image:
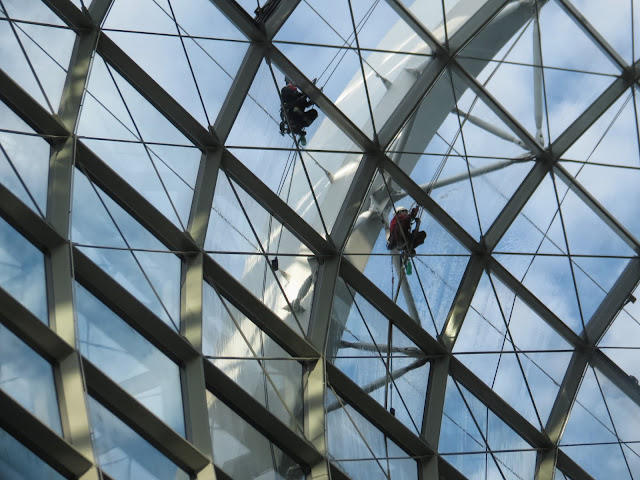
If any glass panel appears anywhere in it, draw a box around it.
[203,282,304,432]
[207,391,305,480]
[344,169,469,337]
[0,216,47,323]
[0,427,64,480]
[72,169,181,330]
[0,103,51,216]
[326,388,416,480]
[87,395,190,480]
[329,277,429,433]
[76,284,185,436]
[0,322,61,433]
[440,377,537,480]
[0,8,76,113]
[455,271,573,425]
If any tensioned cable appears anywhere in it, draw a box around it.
[347,0,379,142]
[304,0,384,87]
[166,0,212,126]
[76,164,181,332]
[486,272,545,430]
[102,61,188,232]
[0,141,45,218]
[210,283,308,438]
[451,378,509,480]
[265,61,331,239]
[223,172,307,336]
[344,282,422,434]
[0,0,55,114]
[446,69,485,237]
[591,366,637,473]
[326,382,392,480]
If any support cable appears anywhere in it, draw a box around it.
[344,283,421,433]
[486,272,545,431]
[451,378,509,480]
[0,141,46,218]
[347,0,379,142]
[210,284,307,438]
[102,61,188,232]
[591,366,636,475]
[223,172,307,335]
[326,382,392,480]
[166,0,212,126]
[265,60,331,238]
[0,0,55,114]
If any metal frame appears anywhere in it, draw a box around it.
[1,1,639,479]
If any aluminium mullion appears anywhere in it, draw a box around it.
[45,4,110,478]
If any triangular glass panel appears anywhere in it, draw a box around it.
[440,377,537,479]
[0,0,67,26]
[561,367,619,446]
[562,89,639,169]
[455,271,572,426]
[569,0,632,64]
[591,368,640,444]
[82,138,200,229]
[75,283,186,435]
[10,22,75,110]
[72,170,181,330]
[560,444,633,480]
[0,22,49,113]
[207,391,305,480]
[79,54,193,145]
[105,28,211,127]
[0,216,47,323]
[206,172,316,335]
[558,165,640,244]
[203,282,304,434]
[87,396,190,480]
[276,0,432,137]
[326,388,416,480]
[104,0,187,34]
[599,285,640,380]
[329,277,429,434]
[344,167,469,336]
[0,112,49,215]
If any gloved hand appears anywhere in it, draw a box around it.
[410,206,419,216]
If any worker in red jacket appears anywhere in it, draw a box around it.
[386,205,426,255]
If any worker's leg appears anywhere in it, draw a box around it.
[302,108,318,127]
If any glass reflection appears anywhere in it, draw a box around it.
[87,396,189,480]
[0,427,64,480]
[0,322,61,434]
[207,391,304,480]
[76,284,185,436]
[0,216,47,323]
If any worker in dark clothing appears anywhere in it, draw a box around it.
[386,206,426,255]
[279,78,318,145]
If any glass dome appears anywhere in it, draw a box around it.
[1,0,639,479]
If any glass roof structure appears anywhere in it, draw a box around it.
[1,0,640,479]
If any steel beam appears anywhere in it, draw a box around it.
[84,361,210,475]
[326,363,434,460]
[556,0,627,71]
[96,34,217,150]
[584,258,640,343]
[554,164,640,254]
[440,253,487,349]
[483,160,554,251]
[264,0,301,39]
[551,69,637,158]
[0,390,93,479]
[207,0,262,42]
[213,44,265,142]
[180,253,217,480]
